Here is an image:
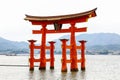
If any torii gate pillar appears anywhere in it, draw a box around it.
[49,41,56,69]
[60,39,68,72]
[39,24,47,70]
[28,40,36,70]
[79,40,87,71]
[70,23,78,71]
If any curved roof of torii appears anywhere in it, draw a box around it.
[24,8,97,25]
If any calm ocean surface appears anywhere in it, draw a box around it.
[0,55,120,80]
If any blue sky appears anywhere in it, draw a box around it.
[0,0,120,42]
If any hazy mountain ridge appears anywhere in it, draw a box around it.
[0,33,120,55]
[54,33,120,55]
[76,33,120,46]
[0,37,29,54]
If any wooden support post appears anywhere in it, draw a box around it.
[60,39,68,72]
[49,41,56,69]
[39,24,47,70]
[79,40,87,71]
[28,40,36,71]
[70,23,78,72]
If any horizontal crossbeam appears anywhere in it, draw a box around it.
[61,59,84,63]
[32,27,87,34]
[34,46,53,49]
[33,58,51,62]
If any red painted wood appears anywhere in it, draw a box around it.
[32,27,87,34]
[70,23,78,71]
[29,16,88,25]
[79,40,87,71]
[28,40,36,70]
[60,39,68,72]
[39,24,47,70]
[49,41,55,69]
[26,9,95,71]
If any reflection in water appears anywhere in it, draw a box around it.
[29,71,35,80]
[80,71,86,79]
[26,55,120,80]
[0,55,120,80]
[28,55,86,80]
[29,69,86,80]
[60,71,86,80]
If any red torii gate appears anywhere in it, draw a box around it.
[24,8,97,72]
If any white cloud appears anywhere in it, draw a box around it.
[0,0,120,42]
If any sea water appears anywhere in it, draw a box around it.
[0,55,120,80]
